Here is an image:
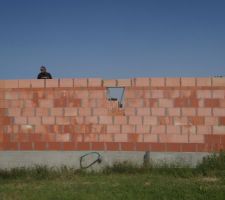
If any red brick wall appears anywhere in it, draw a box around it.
[0,77,225,152]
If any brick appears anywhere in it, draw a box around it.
[219,117,225,125]
[151,90,163,98]
[3,142,19,150]
[163,90,180,98]
[125,90,144,98]
[98,134,113,142]
[39,99,54,108]
[150,143,166,151]
[181,144,196,152]
[124,108,136,115]
[36,108,49,116]
[114,134,127,142]
[205,117,218,125]
[180,90,196,98]
[151,126,166,134]
[168,108,181,116]
[85,116,98,124]
[84,133,98,142]
[93,108,108,115]
[220,99,225,107]
[31,79,45,88]
[4,80,19,88]
[145,99,158,107]
[121,125,135,133]
[136,142,150,151]
[117,79,132,87]
[197,90,211,98]
[88,78,102,87]
[213,108,225,116]
[73,78,88,87]
[166,125,181,134]
[33,142,47,150]
[21,108,35,116]
[78,108,91,116]
[212,77,225,86]
[159,99,173,108]
[182,108,196,116]
[197,108,212,116]
[151,108,165,116]
[89,90,106,99]
[47,142,62,150]
[121,142,135,151]
[143,116,157,125]
[81,99,96,107]
[56,117,71,125]
[63,142,76,150]
[213,126,225,134]
[205,135,221,144]
[150,78,165,87]
[136,125,150,133]
[107,125,120,133]
[99,116,113,124]
[159,134,188,143]
[14,117,27,125]
[74,90,89,99]
[20,142,33,150]
[166,78,180,87]
[197,78,212,87]
[114,116,128,125]
[91,142,105,151]
[103,79,117,87]
[128,134,143,142]
[126,99,143,107]
[205,99,220,107]
[135,78,150,87]
[42,116,55,125]
[7,108,21,116]
[189,117,204,125]
[0,80,5,89]
[174,117,189,126]
[166,143,182,152]
[189,135,204,143]
[46,79,59,88]
[143,134,158,142]
[18,80,31,88]
[137,107,150,115]
[28,117,41,125]
[105,142,119,151]
[59,79,73,87]
[129,116,142,125]
[181,78,196,87]
[196,144,211,152]
[50,108,64,116]
[159,117,173,125]
[212,90,224,98]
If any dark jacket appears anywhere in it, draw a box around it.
[37,72,52,79]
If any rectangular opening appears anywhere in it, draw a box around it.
[107,87,125,108]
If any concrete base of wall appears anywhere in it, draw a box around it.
[0,151,210,170]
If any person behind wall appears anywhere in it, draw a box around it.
[37,66,52,79]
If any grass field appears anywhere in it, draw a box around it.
[0,152,225,200]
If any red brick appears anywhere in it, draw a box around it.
[143,116,158,125]
[197,78,212,87]
[126,99,144,107]
[114,134,128,142]
[78,108,91,116]
[91,142,105,150]
[136,125,150,133]
[159,134,188,143]
[103,79,117,87]
[89,90,106,99]
[189,135,204,143]
[62,142,76,150]
[163,90,180,98]
[197,108,212,116]
[205,117,218,126]
[31,79,45,88]
[47,142,62,150]
[181,144,197,152]
[213,126,225,134]
[151,108,165,116]
[121,142,136,151]
[18,80,31,88]
[84,133,98,142]
[159,117,173,125]
[117,79,132,87]
[46,79,59,88]
[150,143,166,151]
[212,90,224,99]
[73,78,88,87]
[143,134,158,142]
[98,134,113,142]
[7,108,21,116]
[159,99,173,108]
[219,117,225,125]
[174,98,189,107]
[85,116,98,124]
[166,78,180,87]
[166,143,181,152]
[59,79,73,87]
[129,116,142,125]
[197,90,211,98]
[99,116,113,124]
[188,117,204,125]
[74,90,89,99]
[135,78,150,87]
[42,116,55,125]
[20,142,33,150]
[151,126,166,134]
[136,142,150,151]
[205,135,221,144]
[4,80,19,88]
[107,125,121,133]
[205,99,220,107]
[196,144,211,152]
[114,116,128,125]
[36,108,49,116]
[88,78,102,87]
[212,77,225,86]
[197,126,212,134]
[150,78,165,87]
[93,108,108,115]
[213,108,225,116]
[182,108,196,116]
[3,142,19,150]
[105,142,119,151]
[181,78,196,87]
[128,134,143,142]
[166,125,181,134]
[168,108,181,116]
[180,90,196,98]
[56,117,70,125]
[39,99,54,108]
[14,117,27,125]
[124,108,136,115]
[151,90,164,98]
[145,99,158,107]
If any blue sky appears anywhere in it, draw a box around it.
[0,0,225,79]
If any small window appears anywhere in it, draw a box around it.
[107,87,125,108]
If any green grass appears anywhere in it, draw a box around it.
[0,152,225,200]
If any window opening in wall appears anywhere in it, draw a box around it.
[107,87,125,108]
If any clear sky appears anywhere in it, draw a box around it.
[0,0,225,79]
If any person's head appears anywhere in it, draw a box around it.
[40,66,47,73]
